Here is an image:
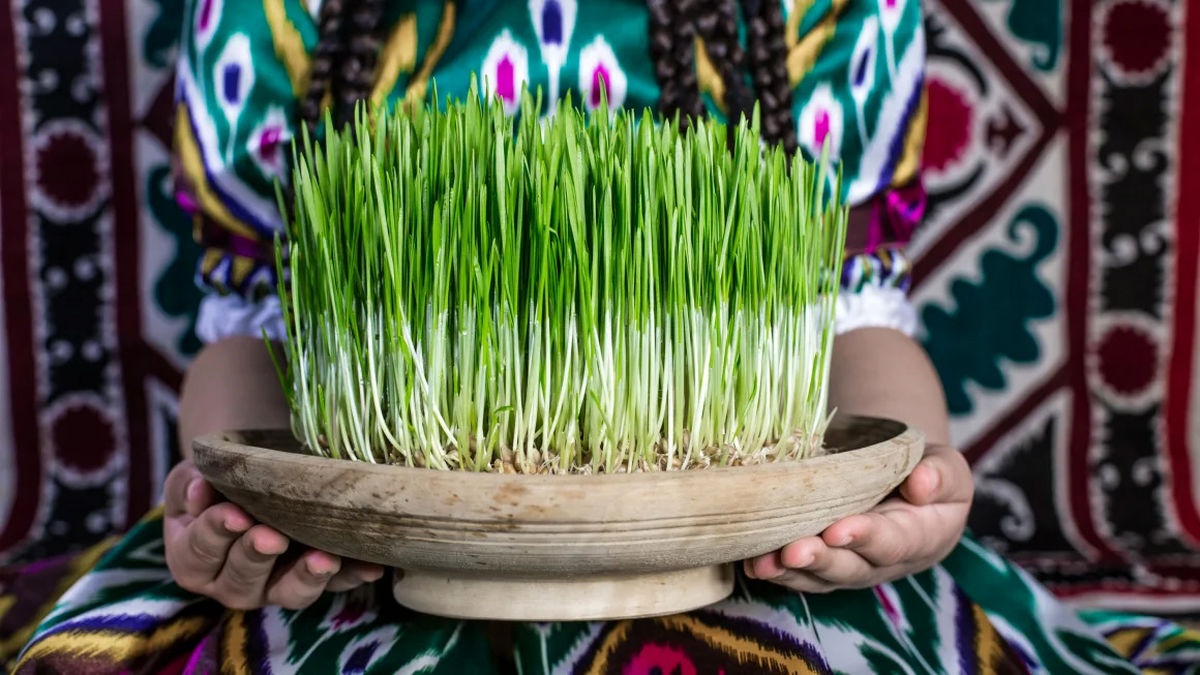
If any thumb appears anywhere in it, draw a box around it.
[898,445,971,507]
[163,460,212,519]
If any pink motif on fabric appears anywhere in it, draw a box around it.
[175,189,199,215]
[198,0,215,30]
[590,65,611,108]
[866,182,925,251]
[579,36,626,111]
[183,634,213,675]
[330,595,369,628]
[496,56,516,102]
[482,29,528,114]
[257,126,282,164]
[798,83,842,160]
[814,109,831,150]
[623,643,698,675]
[874,586,902,624]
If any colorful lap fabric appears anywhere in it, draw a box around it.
[9,512,1200,672]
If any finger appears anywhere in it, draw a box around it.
[778,537,829,570]
[264,550,340,610]
[213,525,288,608]
[900,445,972,507]
[789,544,875,588]
[744,549,786,580]
[748,534,836,580]
[163,462,213,519]
[325,573,367,593]
[821,510,919,567]
[765,569,839,594]
[324,560,385,592]
[168,503,254,586]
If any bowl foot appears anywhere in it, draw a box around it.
[392,564,735,621]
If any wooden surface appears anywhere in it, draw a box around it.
[394,565,735,621]
[194,415,922,620]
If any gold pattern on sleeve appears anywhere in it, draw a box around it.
[403,2,457,109]
[786,0,848,87]
[372,13,419,106]
[694,35,726,114]
[263,0,311,97]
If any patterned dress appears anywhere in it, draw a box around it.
[11,0,1200,672]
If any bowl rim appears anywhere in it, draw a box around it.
[193,415,924,489]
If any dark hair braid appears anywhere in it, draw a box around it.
[300,0,796,154]
[299,0,348,133]
[739,0,797,154]
[646,0,706,128]
[645,0,796,152]
[334,0,385,128]
[694,0,755,135]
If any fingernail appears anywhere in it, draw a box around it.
[837,534,854,547]
[793,554,813,569]
[252,535,286,556]
[306,558,334,576]
[186,479,203,503]
[255,543,284,556]
[362,568,384,582]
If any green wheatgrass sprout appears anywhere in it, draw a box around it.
[272,85,847,474]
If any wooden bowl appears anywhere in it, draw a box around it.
[193,415,922,621]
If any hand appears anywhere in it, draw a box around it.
[745,444,972,592]
[163,460,384,610]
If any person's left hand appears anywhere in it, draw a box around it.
[744,444,972,592]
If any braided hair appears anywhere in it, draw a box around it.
[646,0,707,129]
[299,0,386,132]
[739,0,797,153]
[694,0,755,134]
[299,0,796,152]
[336,0,385,126]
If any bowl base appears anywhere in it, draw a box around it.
[392,564,735,621]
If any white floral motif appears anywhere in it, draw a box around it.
[529,0,577,109]
[797,83,844,161]
[849,15,879,145]
[245,106,289,180]
[214,33,254,160]
[481,29,530,115]
[194,0,223,51]
[578,36,626,111]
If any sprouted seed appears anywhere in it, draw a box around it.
[272,84,847,474]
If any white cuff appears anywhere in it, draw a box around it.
[195,293,287,344]
[835,285,918,336]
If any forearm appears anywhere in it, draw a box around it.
[827,327,950,446]
[178,336,290,460]
[751,331,970,590]
[178,329,946,458]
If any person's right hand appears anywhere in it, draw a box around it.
[163,460,384,610]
